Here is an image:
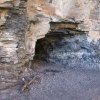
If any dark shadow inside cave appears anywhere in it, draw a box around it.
[34,29,100,69]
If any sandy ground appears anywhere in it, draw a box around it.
[0,60,100,100]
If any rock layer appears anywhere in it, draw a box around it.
[26,0,100,61]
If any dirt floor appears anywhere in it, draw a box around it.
[0,60,100,100]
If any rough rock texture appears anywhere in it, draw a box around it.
[0,0,28,89]
[0,0,100,89]
[26,0,100,60]
[0,0,100,65]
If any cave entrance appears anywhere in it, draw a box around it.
[34,21,80,62]
[34,22,100,69]
[34,28,85,64]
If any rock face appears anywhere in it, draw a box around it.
[0,0,100,65]
[26,0,100,61]
[0,0,100,89]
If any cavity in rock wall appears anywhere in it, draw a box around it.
[35,29,100,70]
[0,0,100,89]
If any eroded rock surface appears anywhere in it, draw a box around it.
[0,0,100,89]
[26,0,100,60]
[0,0,100,65]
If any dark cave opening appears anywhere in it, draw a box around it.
[34,28,100,69]
[34,29,84,62]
